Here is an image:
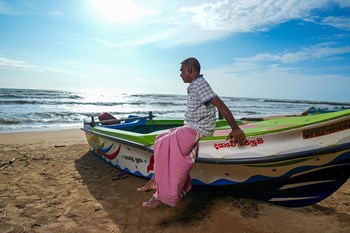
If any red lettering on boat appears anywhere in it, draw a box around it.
[213,138,264,150]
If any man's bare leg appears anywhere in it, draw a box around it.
[142,195,161,208]
[137,176,156,192]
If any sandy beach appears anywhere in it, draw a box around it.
[0,128,349,233]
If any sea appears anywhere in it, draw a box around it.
[1,88,350,132]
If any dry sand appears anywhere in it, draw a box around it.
[0,128,349,233]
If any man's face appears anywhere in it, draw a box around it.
[180,64,191,83]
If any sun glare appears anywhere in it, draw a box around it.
[91,0,152,23]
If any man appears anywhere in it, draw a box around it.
[138,57,246,208]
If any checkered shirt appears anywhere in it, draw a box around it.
[184,75,217,136]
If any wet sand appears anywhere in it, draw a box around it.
[0,128,349,233]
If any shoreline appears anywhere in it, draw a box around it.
[0,125,82,134]
[0,127,86,145]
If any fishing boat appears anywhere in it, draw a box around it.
[82,110,350,207]
[303,106,350,115]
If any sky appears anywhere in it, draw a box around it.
[0,0,350,102]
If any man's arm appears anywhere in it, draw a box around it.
[210,97,246,143]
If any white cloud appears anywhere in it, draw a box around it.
[236,43,350,63]
[0,0,16,14]
[0,56,79,75]
[236,54,280,63]
[321,16,350,31]
[179,0,328,32]
[333,0,350,8]
[95,28,176,48]
[0,56,42,71]
[48,10,63,17]
[281,43,350,63]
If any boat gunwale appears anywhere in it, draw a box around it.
[81,127,153,153]
[81,127,350,165]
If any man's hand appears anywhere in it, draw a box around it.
[226,128,246,144]
[210,97,246,143]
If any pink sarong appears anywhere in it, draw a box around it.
[153,126,201,207]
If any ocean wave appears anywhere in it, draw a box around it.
[0,118,22,125]
[262,98,350,106]
[0,88,83,100]
[0,100,123,106]
[0,99,185,106]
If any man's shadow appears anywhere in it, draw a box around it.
[74,151,222,230]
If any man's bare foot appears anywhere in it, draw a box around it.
[137,178,156,192]
[142,196,161,208]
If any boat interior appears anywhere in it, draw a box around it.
[98,118,234,134]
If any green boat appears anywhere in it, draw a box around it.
[82,110,350,207]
